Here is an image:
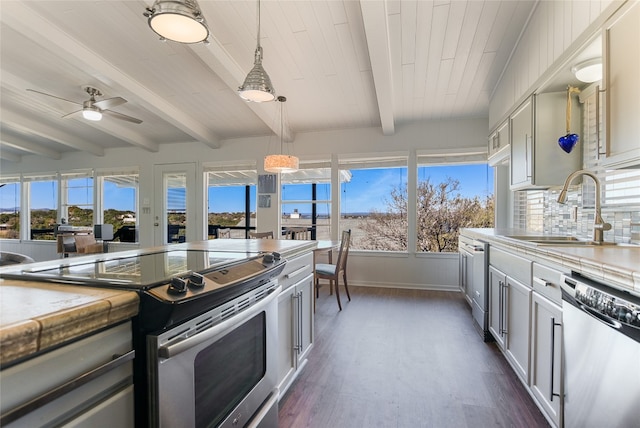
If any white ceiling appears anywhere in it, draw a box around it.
[0,0,537,163]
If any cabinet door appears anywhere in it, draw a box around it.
[505,276,532,384]
[604,0,640,168]
[277,287,296,393]
[488,266,506,349]
[296,273,315,364]
[530,293,563,428]
[510,97,533,188]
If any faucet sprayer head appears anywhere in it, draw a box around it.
[557,189,568,204]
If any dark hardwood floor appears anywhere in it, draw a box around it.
[278,286,549,428]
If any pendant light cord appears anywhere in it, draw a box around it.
[256,0,261,50]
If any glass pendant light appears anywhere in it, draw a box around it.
[264,96,298,173]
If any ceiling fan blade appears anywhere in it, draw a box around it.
[61,109,82,119]
[103,109,143,124]
[27,89,81,105]
[93,96,127,110]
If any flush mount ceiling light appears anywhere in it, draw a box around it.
[143,0,209,44]
[265,96,298,173]
[572,58,602,83]
[238,0,276,102]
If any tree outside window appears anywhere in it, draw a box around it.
[0,180,20,239]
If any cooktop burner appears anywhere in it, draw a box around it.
[2,250,262,290]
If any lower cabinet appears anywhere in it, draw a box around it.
[530,292,563,428]
[0,322,134,427]
[276,252,314,397]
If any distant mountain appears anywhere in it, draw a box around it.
[0,207,20,213]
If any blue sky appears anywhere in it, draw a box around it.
[1,165,493,214]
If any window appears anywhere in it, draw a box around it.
[99,171,138,243]
[417,152,494,252]
[206,164,257,239]
[0,178,20,240]
[61,171,94,227]
[281,162,333,240]
[339,157,407,251]
[25,173,58,240]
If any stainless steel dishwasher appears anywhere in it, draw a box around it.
[560,273,640,428]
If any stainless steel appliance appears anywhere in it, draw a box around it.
[0,249,286,428]
[561,273,640,428]
[459,236,490,341]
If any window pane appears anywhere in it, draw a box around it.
[30,180,58,240]
[103,175,138,243]
[281,181,331,240]
[0,182,20,239]
[417,164,494,252]
[207,183,256,239]
[65,177,94,227]
[340,166,408,251]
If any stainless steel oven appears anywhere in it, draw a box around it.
[148,279,280,428]
[0,248,286,428]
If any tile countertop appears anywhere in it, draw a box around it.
[461,228,640,296]
[0,239,317,366]
[0,281,138,366]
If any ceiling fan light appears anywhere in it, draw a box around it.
[145,0,209,44]
[572,58,602,83]
[82,107,102,121]
[264,155,299,173]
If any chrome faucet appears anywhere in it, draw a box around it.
[557,169,611,244]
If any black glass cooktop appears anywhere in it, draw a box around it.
[1,250,262,290]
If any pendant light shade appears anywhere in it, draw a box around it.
[144,0,209,44]
[238,0,276,102]
[264,96,298,173]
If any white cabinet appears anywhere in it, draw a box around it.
[602,0,640,169]
[488,119,510,166]
[276,252,314,397]
[488,247,532,384]
[510,92,582,190]
[0,322,134,427]
[530,292,563,428]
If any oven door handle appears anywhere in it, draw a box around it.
[158,285,281,359]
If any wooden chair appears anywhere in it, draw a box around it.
[217,228,231,238]
[315,229,351,310]
[249,231,274,239]
[284,227,310,240]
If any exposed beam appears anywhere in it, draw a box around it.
[1,73,160,153]
[0,134,62,160]
[0,148,22,163]
[360,0,395,135]
[1,1,220,149]
[2,110,104,156]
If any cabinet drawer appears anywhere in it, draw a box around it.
[490,247,531,285]
[279,252,313,292]
[532,263,565,305]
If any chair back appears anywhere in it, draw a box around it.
[335,229,351,273]
[217,228,231,238]
[284,227,310,240]
[249,231,274,239]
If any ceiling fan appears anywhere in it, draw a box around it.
[26,86,143,124]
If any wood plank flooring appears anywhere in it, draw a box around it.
[278,286,549,428]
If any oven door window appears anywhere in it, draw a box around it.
[194,312,266,428]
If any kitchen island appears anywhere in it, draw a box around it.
[0,239,316,427]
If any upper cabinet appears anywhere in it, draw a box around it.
[510,92,582,190]
[602,1,640,169]
[488,119,510,166]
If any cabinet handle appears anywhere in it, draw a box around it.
[525,134,532,179]
[596,85,606,159]
[298,291,303,354]
[292,292,301,352]
[500,281,508,336]
[1,350,135,425]
[550,317,562,402]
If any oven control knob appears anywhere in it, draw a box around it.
[168,277,188,295]
[188,273,205,288]
[263,253,274,263]
[272,251,281,260]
